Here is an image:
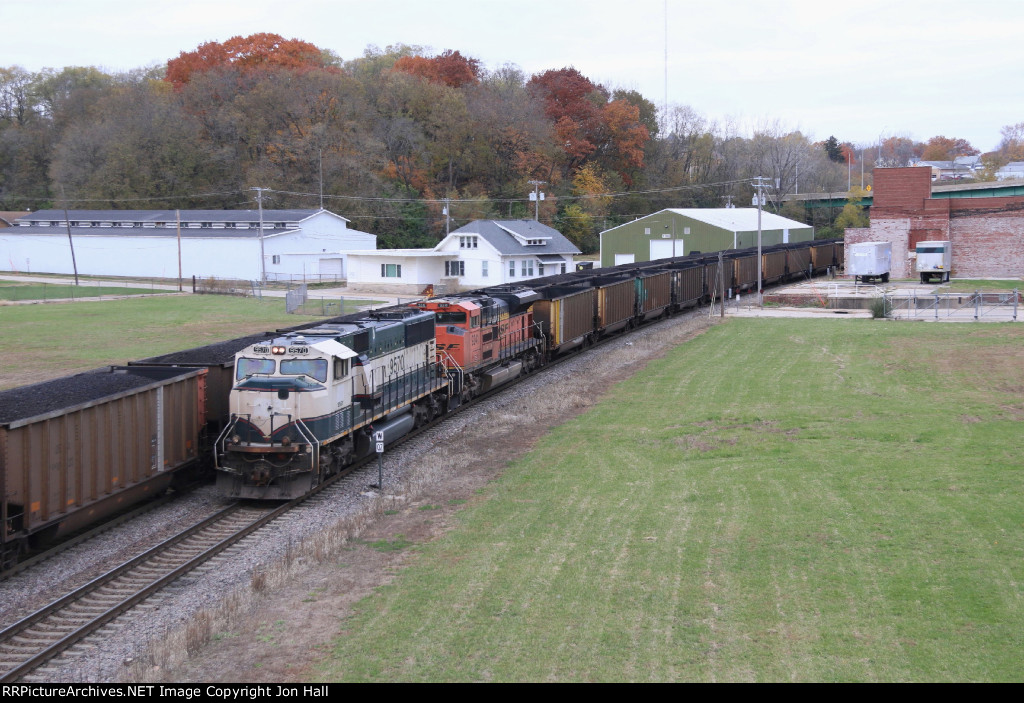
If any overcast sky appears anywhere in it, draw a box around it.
[7,0,1022,153]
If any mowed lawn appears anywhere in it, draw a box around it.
[322,319,1024,682]
[0,295,323,389]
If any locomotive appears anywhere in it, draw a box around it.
[214,287,550,498]
[214,308,451,499]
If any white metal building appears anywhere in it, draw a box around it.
[0,209,376,281]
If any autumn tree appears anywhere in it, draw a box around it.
[165,33,330,87]
[920,135,978,161]
[876,135,922,167]
[392,49,481,88]
[526,67,649,184]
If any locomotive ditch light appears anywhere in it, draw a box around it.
[272,345,286,355]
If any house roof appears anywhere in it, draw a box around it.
[602,208,810,235]
[449,220,580,256]
[17,209,345,224]
[6,208,351,239]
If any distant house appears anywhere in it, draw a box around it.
[599,208,813,268]
[344,220,579,293]
[911,157,982,181]
[0,209,375,280]
[995,161,1024,181]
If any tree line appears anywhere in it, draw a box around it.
[1,35,1015,251]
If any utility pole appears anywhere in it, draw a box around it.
[528,180,546,221]
[752,176,770,307]
[444,197,451,235]
[176,209,182,292]
[60,187,79,286]
[251,187,267,284]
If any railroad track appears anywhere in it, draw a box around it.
[0,503,287,682]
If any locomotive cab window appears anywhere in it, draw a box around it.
[435,311,467,324]
[280,358,328,382]
[236,358,276,381]
[333,357,349,380]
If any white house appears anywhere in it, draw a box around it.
[345,220,579,293]
[0,209,375,281]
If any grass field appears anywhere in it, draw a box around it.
[0,295,328,389]
[320,319,1024,682]
[0,281,167,300]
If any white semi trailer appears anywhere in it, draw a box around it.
[916,240,952,283]
[847,242,892,283]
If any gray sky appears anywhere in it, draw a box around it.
[7,0,1022,153]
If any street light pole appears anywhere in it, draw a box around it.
[752,176,769,307]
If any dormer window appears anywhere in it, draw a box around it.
[459,236,478,249]
[526,238,546,246]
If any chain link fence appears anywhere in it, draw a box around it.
[884,290,1020,321]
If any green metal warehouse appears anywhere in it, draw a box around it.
[599,208,814,267]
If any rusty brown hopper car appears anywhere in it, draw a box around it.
[809,241,835,275]
[727,250,759,293]
[0,366,206,567]
[785,243,812,281]
[635,270,672,319]
[761,249,788,286]
[532,284,597,355]
[594,276,637,334]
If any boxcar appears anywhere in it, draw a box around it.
[0,366,206,567]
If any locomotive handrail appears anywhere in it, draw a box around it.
[213,415,242,469]
[292,418,320,474]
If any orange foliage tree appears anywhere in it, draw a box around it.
[165,33,328,87]
[392,50,481,88]
[921,135,979,161]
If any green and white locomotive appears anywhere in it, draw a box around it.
[215,309,450,499]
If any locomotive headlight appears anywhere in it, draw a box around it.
[272,345,286,355]
[231,435,241,444]
[281,436,291,446]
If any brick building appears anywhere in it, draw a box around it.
[845,167,1024,279]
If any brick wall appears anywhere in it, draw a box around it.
[846,168,1024,279]
[872,167,932,214]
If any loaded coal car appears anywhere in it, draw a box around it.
[634,269,673,321]
[532,283,598,357]
[215,308,451,499]
[809,240,836,276]
[760,247,789,287]
[783,241,812,282]
[0,366,206,568]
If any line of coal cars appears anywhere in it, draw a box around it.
[0,238,842,567]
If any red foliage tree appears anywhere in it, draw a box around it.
[165,33,328,87]
[392,50,481,88]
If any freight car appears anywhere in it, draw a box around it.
[0,366,206,569]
